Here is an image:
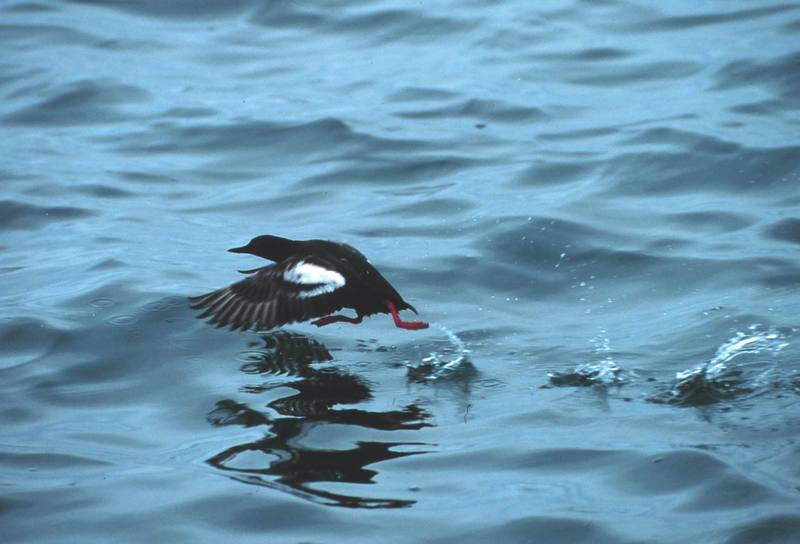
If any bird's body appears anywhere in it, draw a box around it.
[189,235,428,332]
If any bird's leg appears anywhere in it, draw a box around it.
[312,313,363,327]
[386,301,429,330]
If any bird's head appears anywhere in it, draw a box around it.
[229,235,295,262]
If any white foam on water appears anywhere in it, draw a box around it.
[411,323,470,380]
[674,325,789,394]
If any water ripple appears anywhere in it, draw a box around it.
[5,80,149,125]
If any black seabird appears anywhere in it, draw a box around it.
[189,235,429,332]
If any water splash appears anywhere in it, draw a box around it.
[547,360,623,387]
[406,324,471,381]
[669,326,789,406]
[546,329,625,387]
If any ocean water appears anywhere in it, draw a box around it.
[2,0,799,542]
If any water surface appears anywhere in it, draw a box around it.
[2,1,799,542]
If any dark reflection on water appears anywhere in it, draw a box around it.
[206,332,430,508]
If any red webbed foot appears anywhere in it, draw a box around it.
[386,301,429,330]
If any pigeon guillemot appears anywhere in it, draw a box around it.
[189,235,429,332]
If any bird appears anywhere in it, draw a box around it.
[189,235,429,332]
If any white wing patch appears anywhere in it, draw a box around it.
[283,261,346,298]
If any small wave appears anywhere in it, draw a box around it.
[396,97,548,124]
[106,117,421,161]
[0,200,95,231]
[4,79,149,126]
[763,217,800,245]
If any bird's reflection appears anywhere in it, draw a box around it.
[206,332,430,508]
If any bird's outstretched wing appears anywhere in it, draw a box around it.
[189,256,350,331]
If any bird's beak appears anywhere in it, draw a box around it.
[228,244,249,254]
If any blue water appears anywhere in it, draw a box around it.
[2,1,800,542]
